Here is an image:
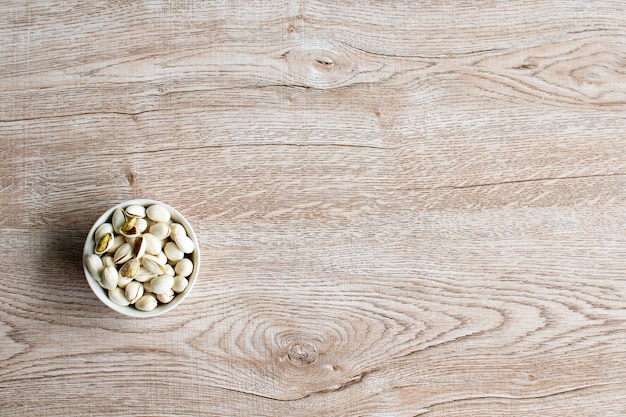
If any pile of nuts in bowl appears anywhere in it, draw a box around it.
[84,203,195,312]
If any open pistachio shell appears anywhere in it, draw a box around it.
[95,223,114,242]
[125,205,146,218]
[142,254,166,275]
[135,267,158,283]
[113,243,133,264]
[119,258,140,279]
[94,232,114,255]
[125,281,144,304]
[133,235,147,259]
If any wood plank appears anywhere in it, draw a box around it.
[1,0,626,415]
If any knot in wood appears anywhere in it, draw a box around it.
[287,342,317,366]
[283,42,354,89]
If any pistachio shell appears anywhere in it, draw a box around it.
[120,216,140,237]
[117,275,133,288]
[172,275,188,293]
[157,251,168,265]
[143,233,161,256]
[164,242,184,262]
[149,222,170,240]
[148,253,166,265]
[85,254,103,282]
[112,208,125,234]
[136,217,148,234]
[101,266,119,290]
[135,267,158,283]
[146,204,171,223]
[172,234,194,254]
[108,235,125,253]
[101,255,115,269]
[157,288,175,304]
[125,281,144,304]
[164,264,175,277]
[135,294,158,312]
[113,243,133,264]
[119,258,140,279]
[142,255,166,275]
[175,258,193,277]
[125,205,146,218]
[133,235,147,259]
[143,281,152,292]
[95,223,113,242]
[150,275,174,294]
[94,232,114,255]
[108,287,130,306]
[169,223,186,238]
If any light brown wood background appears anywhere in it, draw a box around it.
[2,1,626,416]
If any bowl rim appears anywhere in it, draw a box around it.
[83,199,200,318]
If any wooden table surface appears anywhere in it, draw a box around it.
[2,1,626,416]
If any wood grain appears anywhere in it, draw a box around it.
[2,1,626,415]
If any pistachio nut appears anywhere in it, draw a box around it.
[164,242,184,262]
[108,235,125,253]
[149,222,170,240]
[142,254,166,275]
[142,233,161,256]
[169,223,186,238]
[117,274,133,288]
[94,232,114,255]
[125,281,144,304]
[101,266,119,290]
[108,287,130,307]
[172,234,194,254]
[102,255,115,268]
[133,235,147,259]
[95,223,114,242]
[164,263,175,277]
[112,208,125,234]
[174,258,193,277]
[156,288,175,304]
[135,294,158,312]
[113,243,133,264]
[157,251,168,265]
[172,275,188,293]
[125,205,146,218]
[136,217,148,234]
[85,254,104,282]
[88,202,196,312]
[150,274,174,295]
[119,258,140,279]
[146,204,171,223]
[135,267,158,283]
[120,216,140,237]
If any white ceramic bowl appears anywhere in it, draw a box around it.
[83,199,200,317]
